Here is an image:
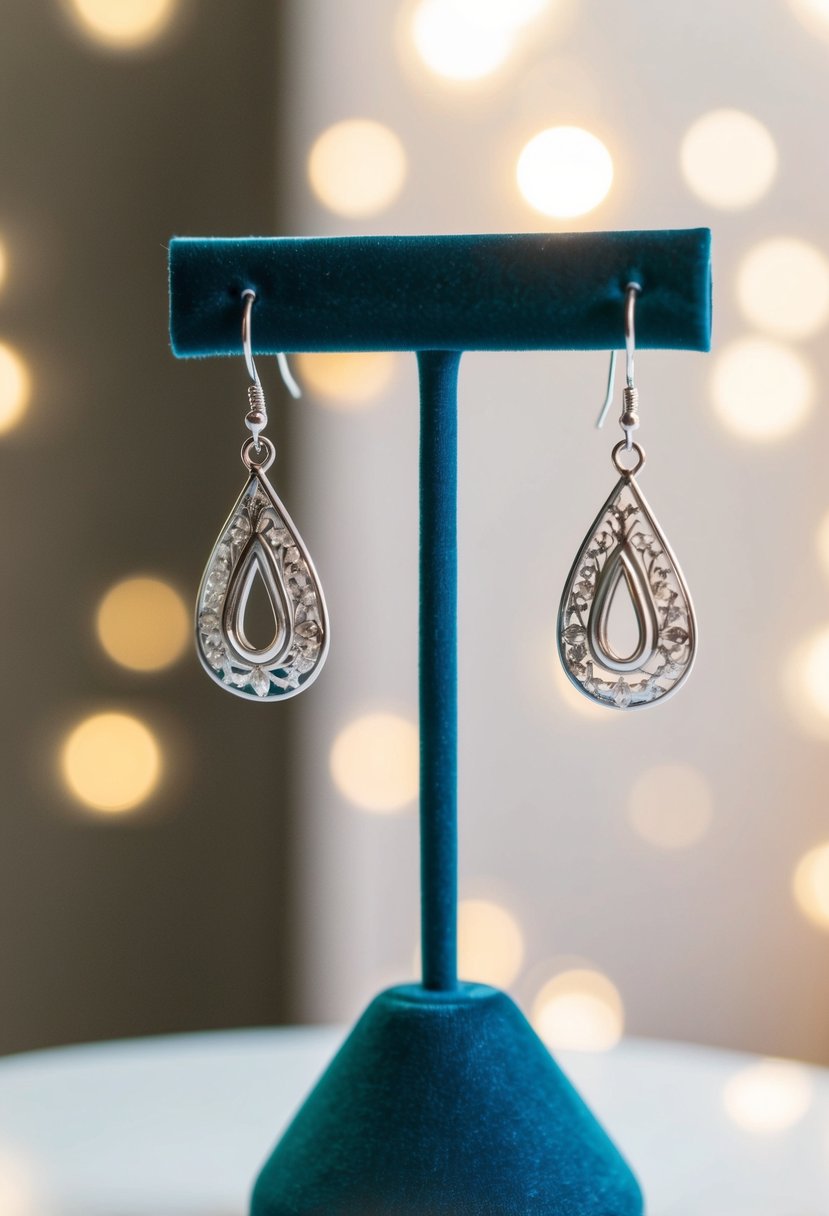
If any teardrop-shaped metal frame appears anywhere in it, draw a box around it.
[195,468,330,701]
[557,473,696,710]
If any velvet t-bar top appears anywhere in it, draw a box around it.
[168,229,712,356]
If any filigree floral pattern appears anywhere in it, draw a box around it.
[557,476,695,709]
[196,475,328,700]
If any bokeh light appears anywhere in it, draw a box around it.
[61,712,162,813]
[308,119,407,218]
[711,337,814,441]
[0,1148,40,1216]
[517,126,613,219]
[736,238,829,340]
[723,1059,813,1133]
[0,342,31,434]
[63,0,179,49]
[411,0,516,80]
[798,629,829,719]
[451,0,551,27]
[680,110,777,209]
[793,842,829,931]
[552,658,609,722]
[96,576,189,672]
[296,351,397,410]
[458,898,525,987]
[532,967,624,1051]
[330,712,419,812]
[789,0,829,40]
[785,626,829,739]
[627,763,713,851]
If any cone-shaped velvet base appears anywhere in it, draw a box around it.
[251,983,643,1215]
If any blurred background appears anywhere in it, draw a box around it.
[2,0,829,1099]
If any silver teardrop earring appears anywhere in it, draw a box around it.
[557,283,697,710]
[195,290,329,700]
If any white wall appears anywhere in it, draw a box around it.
[284,0,829,1063]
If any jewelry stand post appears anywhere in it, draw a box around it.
[169,230,712,1216]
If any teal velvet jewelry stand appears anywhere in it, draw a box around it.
[169,230,712,1216]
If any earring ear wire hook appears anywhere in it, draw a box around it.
[595,282,642,432]
[596,349,617,431]
[624,280,640,390]
[241,289,302,400]
[275,351,301,399]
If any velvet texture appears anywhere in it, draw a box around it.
[251,984,643,1216]
[169,230,712,355]
[418,351,460,991]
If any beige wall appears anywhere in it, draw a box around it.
[0,1,299,1055]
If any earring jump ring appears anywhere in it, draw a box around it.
[611,438,645,476]
[241,434,276,471]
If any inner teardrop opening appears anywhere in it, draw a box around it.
[240,563,281,652]
[605,569,642,663]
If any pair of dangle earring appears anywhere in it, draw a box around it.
[557,284,697,710]
[195,290,330,701]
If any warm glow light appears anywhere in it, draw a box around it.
[711,337,814,441]
[680,110,777,209]
[552,658,609,722]
[517,126,613,219]
[63,0,178,48]
[458,898,525,987]
[308,120,407,219]
[330,713,419,812]
[799,630,829,718]
[793,842,829,930]
[296,352,397,410]
[0,239,7,291]
[628,763,713,850]
[96,576,189,672]
[723,1060,812,1133]
[453,0,550,25]
[790,0,829,40]
[0,1148,39,1216]
[61,712,161,813]
[0,342,30,433]
[736,238,829,340]
[532,968,624,1052]
[411,0,516,80]
[785,627,829,739]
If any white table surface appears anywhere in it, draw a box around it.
[0,1028,826,1215]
